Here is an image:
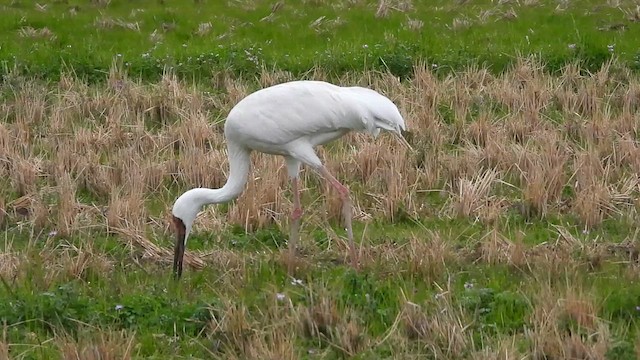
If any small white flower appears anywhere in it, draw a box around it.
[276,293,286,301]
[362,44,368,49]
[464,282,474,290]
[290,278,303,286]
[568,43,576,49]
[48,230,58,237]
[115,304,124,311]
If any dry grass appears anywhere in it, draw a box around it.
[2,56,640,357]
[402,282,475,358]
[205,297,300,359]
[0,328,8,360]
[94,17,140,31]
[2,56,639,266]
[450,168,499,219]
[56,329,136,360]
[526,284,610,359]
[298,290,367,357]
[18,26,56,40]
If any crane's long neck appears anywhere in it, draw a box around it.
[201,141,251,204]
[172,141,251,279]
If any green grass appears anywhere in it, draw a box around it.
[2,0,640,82]
[2,0,640,358]
[2,206,640,358]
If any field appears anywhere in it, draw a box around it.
[3,0,640,81]
[2,0,640,359]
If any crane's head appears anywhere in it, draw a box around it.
[171,190,201,279]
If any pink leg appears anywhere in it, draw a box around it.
[289,177,302,257]
[291,177,303,220]
[318,166,357,269]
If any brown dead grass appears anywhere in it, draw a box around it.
[297,291,367,357]
[402,282,475,358]
[18,26,56,39]
[0,327,7,360]
[4,50,640,358]
[1,55,639,288]
[0,247,21,283]
[526,283,610,360]
[94,17,140,31]
[206,298,300,359]
[368,230,459,282]
[56,329,136,360]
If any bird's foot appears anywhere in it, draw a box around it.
[349,247,360,271]
[281,247,305,275]
[349,256,361,271]
[287,244,304,257]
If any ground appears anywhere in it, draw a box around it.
[1,1,640,359]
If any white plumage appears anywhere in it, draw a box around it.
[171,80,410,278]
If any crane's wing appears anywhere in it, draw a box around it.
[224,81,409,148]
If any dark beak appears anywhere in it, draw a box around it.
[395,131,414,152]
[172,216,186,279]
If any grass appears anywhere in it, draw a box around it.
[2,0,640,82]
[2,56,640,357]
[2,0,640,358]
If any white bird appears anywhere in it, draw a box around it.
[171,80,410,278]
